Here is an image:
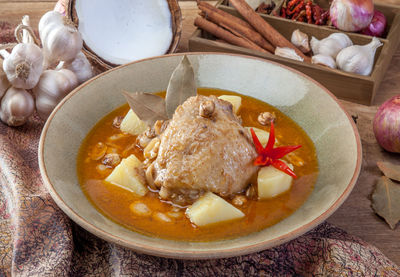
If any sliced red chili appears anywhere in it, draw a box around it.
[250,122,301,178]
[267,145,302,160]
[250,128,264,154]
[264,120,275,152]
[271,159,297,178]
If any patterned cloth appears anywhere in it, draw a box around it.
[0,114,399,276]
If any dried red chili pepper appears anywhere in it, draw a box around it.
[313,5,322,25]
[295,10,306,21]
[320,10,329,24]
[306,1,313,23]
[250,122,301,178]
[287,0,304,16]
[287,0,300,9]
[281,6,287,18]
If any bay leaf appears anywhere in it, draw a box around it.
[371,176,400,229]
[122,91,168,126]
[377,161,400,182]
[165,55,197,118]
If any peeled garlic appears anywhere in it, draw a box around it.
[39,11,83,68]
[310,33,353,59]
[0,86,34,126]
[33,69,78,119]
[336,37,383,76]
[311,54,337,69]
[291,29,310,53]
[275,47,304,62]
[61,52,93,84]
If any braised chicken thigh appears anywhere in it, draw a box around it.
[149,95,258,205]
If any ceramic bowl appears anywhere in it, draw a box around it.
[39,53,361,259]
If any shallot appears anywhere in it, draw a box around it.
[361,10,387,37]
[373,95,400,153]
[330,0,374,32]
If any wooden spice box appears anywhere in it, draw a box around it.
[189,1,400,105]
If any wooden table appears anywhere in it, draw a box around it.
[1,0,399,265]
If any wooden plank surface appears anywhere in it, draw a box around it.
[1,0,400,265]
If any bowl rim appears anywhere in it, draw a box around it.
[38,52,362,259]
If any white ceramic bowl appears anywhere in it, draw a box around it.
[39,53,361,259]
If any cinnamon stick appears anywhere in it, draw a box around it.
[198,2,274,53]
[229,0,310,62]
[198,2,253,30]
[194,17,269,54]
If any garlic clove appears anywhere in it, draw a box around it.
[336,37,383,76]
[291,29,310,53]
[62,52,93,84]
[275,47,304,61]
[2,43,44,89]
[0,86,34,126]
[311,54,337,69]
[310,33,353,59]
[33,68,78,119]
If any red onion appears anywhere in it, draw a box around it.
[330,0,374,32]
[373,95,400,153]
[361,10,387,37]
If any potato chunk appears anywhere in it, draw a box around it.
[186,192,244,226]
[105,154,147,196]
[245,127,270,147]
[120,109,147,136]
[218,95,242,114]
[257,162,294,199]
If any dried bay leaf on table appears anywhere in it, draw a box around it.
[122,91,168,126]
[377,161,400,182]
[372,176,400,229]
[165,55,197,118]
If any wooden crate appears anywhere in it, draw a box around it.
[189,1,400,105]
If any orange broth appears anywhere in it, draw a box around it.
[77,88,318,241]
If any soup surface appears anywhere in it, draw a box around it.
[77,88,318,241]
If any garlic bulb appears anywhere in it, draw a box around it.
[38,11,63,38]
[275,47,304,61]
[33,69,78,119]
[0,60,10,99]
[336,37,383,76]
[1,43,43,90]
[311,54,337,69]
[39,11,83,68]
[0,86,34,126]
[291,29,310,53]
[61,52,93,84]
[310,33,353,59]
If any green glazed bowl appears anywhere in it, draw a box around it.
[39,53,361,259]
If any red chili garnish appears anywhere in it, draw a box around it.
[250,122,301,178]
